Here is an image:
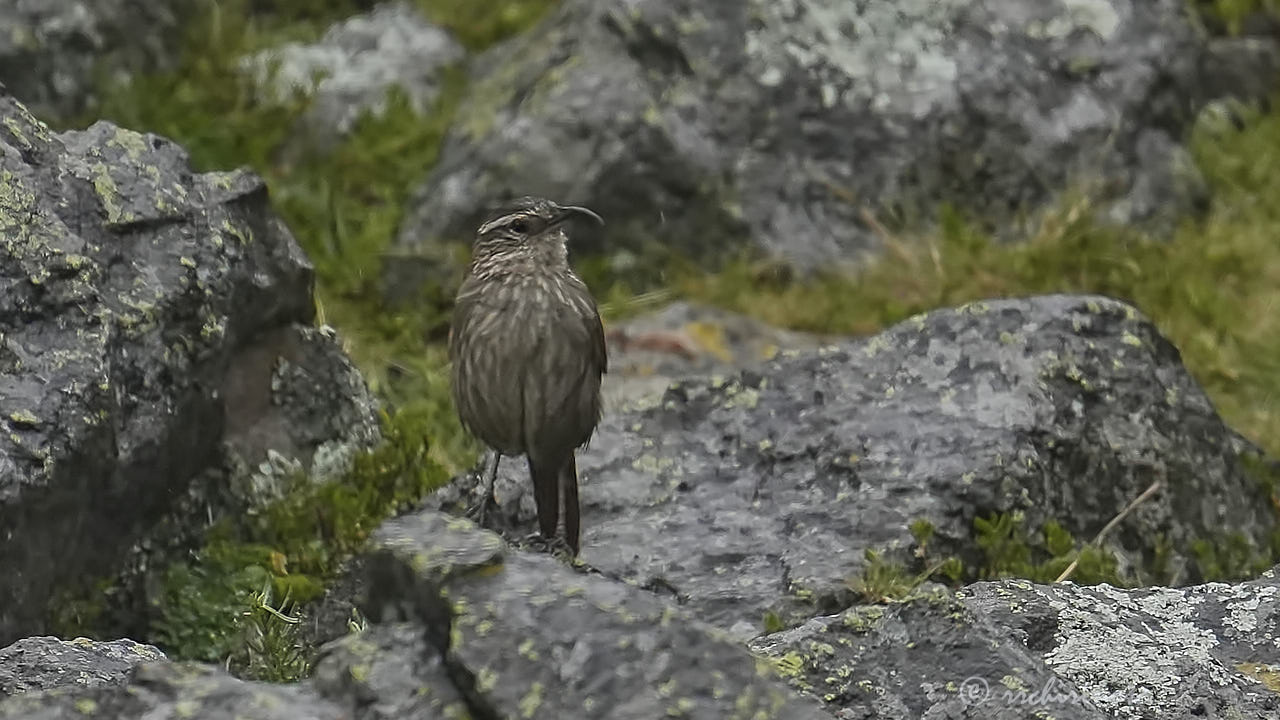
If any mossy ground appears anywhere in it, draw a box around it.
[38,0,1280,678]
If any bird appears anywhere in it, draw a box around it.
[448,195,607,555]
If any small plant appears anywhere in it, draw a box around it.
[761,610,786,634]
[972,512,1128,586]
[974,512,1034,578]
[229,583,309,682]
[847,549,954,603]
[346,607,368,635]
[909,518,935,558]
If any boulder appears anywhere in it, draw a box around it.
[393,0,1280,275]
[751,566,1280,719]
[0,1,191,120]
[0,662,347,720]
[355,509,833,719]
[0,637,163,698]
[0,92,380,645]
[244,2,465,152]
[438,294,1276,638]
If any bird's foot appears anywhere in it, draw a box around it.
[519,532,575,558]
[464,492,495,529]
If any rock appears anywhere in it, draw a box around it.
[438,294,1276,638]
[602,300,827,410]
[5,527,1276,719]
[0,662,347,720]
[355,509,833,719]
[0,1,191,120]
[0,509,832,719]
[0,637,164,698]
[750,567,1280,719]
[393,0,1280,276]
[749,590,1107,719]
[244,2,465,151]
[311,622,471,719]
[0,91,380,645]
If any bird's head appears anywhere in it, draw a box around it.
[470,196,603,271]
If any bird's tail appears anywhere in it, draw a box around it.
[527,454,580,556]
[560,456,580,555]
[528,454,561,543]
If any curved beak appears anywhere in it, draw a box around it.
[551,204,604,228]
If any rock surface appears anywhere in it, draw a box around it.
[3,524,1278,719]
[0,1,190,120]
[439,294,1275,638]
[0,637,164,698]
[0,662,347,720]
[359,510,832,719]
[394,0,1280,274]
[0,92,380,645]
[245,2,465,151]
[751,566,1280,719]
[0,514,835,719]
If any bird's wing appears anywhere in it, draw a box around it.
[524,279,606,451]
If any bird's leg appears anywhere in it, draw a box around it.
[466,450,501,527]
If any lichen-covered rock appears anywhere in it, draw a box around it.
[311,622,470,720]
[960,568,1280,719]
[0,1,191,120]
[394,0,1280,274]
[0,662,347,720]
[751,567,1280,719]
[439,294,1275,638]
[749,590,1107,719]
[245,2,464,151]
[0,637,164,698]
[357,510,832,719]
[0,91,380,645]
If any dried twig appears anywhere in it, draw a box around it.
[1055,478,1164,583]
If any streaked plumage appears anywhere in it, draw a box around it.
[448,196,606,554]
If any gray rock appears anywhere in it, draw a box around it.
[750,569,1280,719]
[6,563,1277,719]
[0,637,164,697]
[394,0,1280,275]
[0,662,347,720]
[0,91,380,645]
[439,294,1275,638]
[356,509,832,720]
[311,622,471,719]
[245,2,465,150]
[0,1,190,120]
[749,590,1108,719]
[961,571,1280,719]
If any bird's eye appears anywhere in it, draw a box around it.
[510,219,530,234]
